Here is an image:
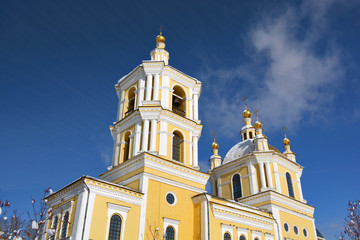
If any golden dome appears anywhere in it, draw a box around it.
[212,141,219,149]
[243,109,251,118]
[283,137,290,145]
[254,120,262,129]
[156,34,165,43]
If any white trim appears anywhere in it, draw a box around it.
[82,191,96,240]
[211,204,274,231]
[237,227,248,240]
[264,233,274,240]
[252,230,262,240]
[105,203,130,240]
[221,223,234,238]
[138,175,149,240]
[163,217,180,240]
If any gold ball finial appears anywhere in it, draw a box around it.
[156,34,165,43]
[243,109,251,118]
[254,120,263,129]
[212,141,219,149]
[283,137,290,145]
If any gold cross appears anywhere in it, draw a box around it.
[242,97,248,109]
[159,25,163,35]
[281,127,287,137]
[212,131,216,141]
[254,109,259,121]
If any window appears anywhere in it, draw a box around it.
[125,87,136,117]
[284,222,289,232]
[303,228,308,237]
[172,131,183,162]
[60,212,69,239]
[254,238,259,240]
[122,131,131,162]
[166,193,175,205]
[232,174,242,199]
[172,86,186,117]
[50,216,58,240]
[108,215,122,240]
[240,235,246,240]
[243,133,247,140]
[294,225,299,235]
[249,131,253,139]
[286,172,295,198]
[224,232,231,240]
[166,226,175,240]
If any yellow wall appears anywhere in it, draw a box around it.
[144,179,198,240]
[89,195,141,240]
[279,210,316,239]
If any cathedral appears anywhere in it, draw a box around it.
[42,32,325,240]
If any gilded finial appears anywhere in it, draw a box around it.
[254,109,263,129]
[211,131,219,149]
[282,127,290,145]
[156,25,166,43]
[242,97,251,118]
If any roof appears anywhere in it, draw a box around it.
[223,139,281,164]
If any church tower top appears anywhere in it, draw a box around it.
[151,27,169,64]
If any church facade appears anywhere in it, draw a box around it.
[42,33,324,240]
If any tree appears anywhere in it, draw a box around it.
[339,200,360,240]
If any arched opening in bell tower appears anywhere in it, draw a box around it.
[121,131,131,163]
[172,85,186,117]
[172,130,184,162]
[125,87,136,117]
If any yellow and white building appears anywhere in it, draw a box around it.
[43,33,324,240]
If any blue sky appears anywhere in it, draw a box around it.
[1,0,360,239]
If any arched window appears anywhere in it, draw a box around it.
[172,131,183,162]
[172,86,186,117]
[122,132,131,162]
[232,174,242,199]
[108,215,122,240]
[249,131,253,139]
[50,216,58,240]
[60,212,69,239]
[125,87,136,117]
[224,232,231,240]
[166,226,175,240]
[240,235,246,240]
[286,172,294,197]
[254,238,259,240]
[243,133,247,140]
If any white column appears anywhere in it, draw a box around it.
[273,162,281,193]
[112,133,121,166]
[149,119,157,152]
[297,173,304,201]
[153,74,159,101]
[159,121,168,156]
[189,133,193,165]
[265,162,274,188]
[248,163,258,194]
[137,78,145,107]
[160,75,170,109]
[193,136,199,169]
[116,90,125,121]
[133,121,142,156]
[193,93,199,120]
[189,89,193,119]
[145,74,153,101]
[71,190,88,239]
[141,120,149,151]
[258,162,267,191]
[128,136,133,160]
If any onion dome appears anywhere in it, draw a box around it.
[283,137,290,145]
[156,34,165,43]
[212,140,219,150]
[254,120,263,129]
[243,109,251,118]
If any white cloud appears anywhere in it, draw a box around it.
[200,0,344,138]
